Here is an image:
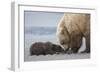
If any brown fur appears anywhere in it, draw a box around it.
[30,42,64,55]
[57,13,90,53]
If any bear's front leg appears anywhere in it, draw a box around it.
[65,48,79,54]
[66,48,73,54]
[69,31,83,54]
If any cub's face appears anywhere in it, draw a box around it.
[57,27,70,51]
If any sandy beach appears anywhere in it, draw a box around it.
[24,47,90,62]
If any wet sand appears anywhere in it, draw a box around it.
[24,48,90,62]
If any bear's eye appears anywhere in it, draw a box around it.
[60,41,65,45]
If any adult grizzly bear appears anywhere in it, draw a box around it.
[56,13,90,54]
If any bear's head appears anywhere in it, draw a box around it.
[57,26,70,51]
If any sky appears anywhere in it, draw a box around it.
[24,11,64,27]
